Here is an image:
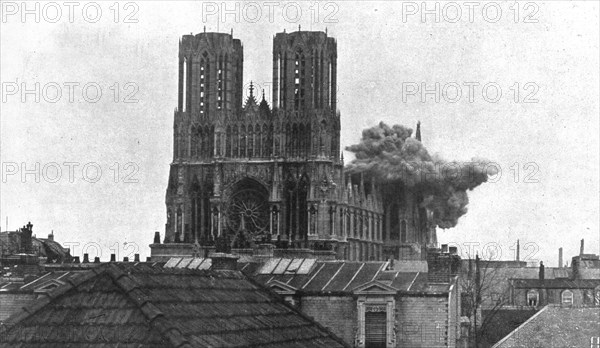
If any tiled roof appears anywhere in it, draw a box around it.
[492,305,600,348]
[0,263,348,348]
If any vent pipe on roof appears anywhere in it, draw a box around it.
[580,239,584,256]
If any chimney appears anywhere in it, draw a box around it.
[48,231,54,241]
[82,253,89,263]
[73,256,81,264]
[427,248,461,283]
[94,257,100,263]
[516,239,520,262]
[123,257,129,262]
[572,257,580,280]
[580,239,584,256]
[558,248,563,268]
[134,254,140,262]
[538,261,545,280]
[449,246,458,255]
[20,222,33,254]
[441,244,448,253]
[110,253,116,262]
[210,252,239,271]
[154,231,161,244]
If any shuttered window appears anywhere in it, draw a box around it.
[365,311,387,348]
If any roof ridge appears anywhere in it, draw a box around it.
[104,263,192,348]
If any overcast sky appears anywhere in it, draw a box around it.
[1,1,598,265]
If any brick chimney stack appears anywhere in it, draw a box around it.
[572,257,580,280]
[210,253,239,271]
[538,261,545,280]
[20,222,33,254]
[558,248,563,268]
[427,247,461,283]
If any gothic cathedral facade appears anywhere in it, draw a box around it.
[150,30,437,262]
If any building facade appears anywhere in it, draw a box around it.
[150,29,436,262]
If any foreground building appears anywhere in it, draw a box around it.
[150,29,437,262]
[165,245,463,348]
[0,261,348,347]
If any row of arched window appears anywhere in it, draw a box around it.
[526,288,600,306]
[225,124,273,158]
[179,122,330,159]
[274,48,335,111]
[338,208,382,241]
[181,52,241,115]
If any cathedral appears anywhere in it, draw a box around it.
[150,29,437,262]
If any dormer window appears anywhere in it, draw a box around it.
[527,289,539,306]
[561,290,573,305]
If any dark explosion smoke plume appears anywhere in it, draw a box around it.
[345,122,496,229]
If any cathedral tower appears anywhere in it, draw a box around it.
[271,31,340,159]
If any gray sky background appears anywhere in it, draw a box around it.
[1,1,598,264]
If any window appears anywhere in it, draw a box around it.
[561,290,573,305]
[591,336,600,348]
[400,220,407,242]
[182,57,187,112]
[389,204,399,240]
[527,289,539,306]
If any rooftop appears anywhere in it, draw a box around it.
[166,257,454,295]
[492,305,600,348]
[0,263,348,348]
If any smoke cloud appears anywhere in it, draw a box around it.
[345,122,496,229]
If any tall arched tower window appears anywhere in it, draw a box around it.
[389,203,399,240]
[182,57,187,112]
[232,126,239,157]
[400,220,407,242]
[240,125,246,157]
[248,125,254,158]
[294,48,305,110]
[226,126,231,157]
[217,54,224,110]
[190,126,197,158]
